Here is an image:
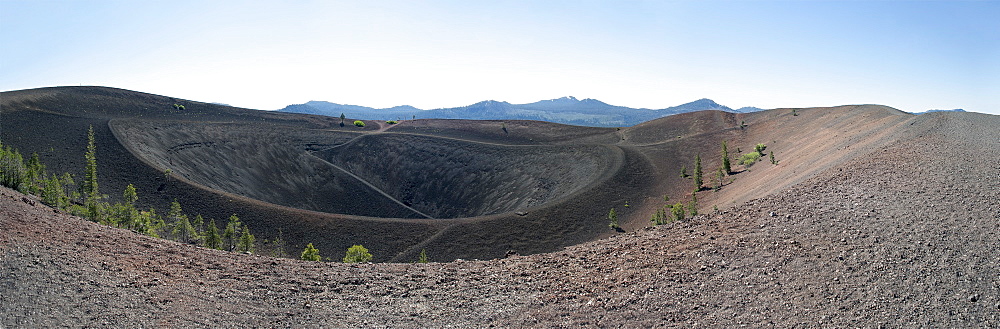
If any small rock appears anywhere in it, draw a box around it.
[969,294,979,302]
[769,212,776,217]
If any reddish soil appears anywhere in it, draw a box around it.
[2,87,998,326]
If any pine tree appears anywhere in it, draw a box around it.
[122,183,136,204]
[266,229,289,258]
[60,173,76,203]
[722,141,731,174]
[689,191,698,217]
[25,153,44,195]
[714,167,724,191]
[192,214,205,233]
[116,184,139,229]
[82,125,99,205]
[237,228,255,253]
[140,208,162,238]
[301,243,321,261]
[167,199,197,242]
[769,151,777,165]
[651,208,668,225]
[0,144,27,190]
[173,214,198,244]
[204,219,222,250]
[607,207,619,229]
[417,249,429,263]
[223,214,241,251]
[693,154,703,190]
[41,174,64,208]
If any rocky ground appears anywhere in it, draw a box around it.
[2,112,998,327]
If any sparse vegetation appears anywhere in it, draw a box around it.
[343,244,373,263]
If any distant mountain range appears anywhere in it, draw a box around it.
[277,97,766,127]
[910,109,966,114]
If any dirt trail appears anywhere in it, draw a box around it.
[304,152,435,219]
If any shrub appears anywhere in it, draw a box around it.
[386,120,398,124]
[301,243,322,261]
[343,244,373,263]
[755,143,767,154]
[353,120,366,127]
[738,152,762,167]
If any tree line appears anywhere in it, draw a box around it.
[0,126,289,256]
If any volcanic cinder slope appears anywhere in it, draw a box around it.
[2,86,998,327]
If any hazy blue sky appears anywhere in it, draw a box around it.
[2,1,997,114]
